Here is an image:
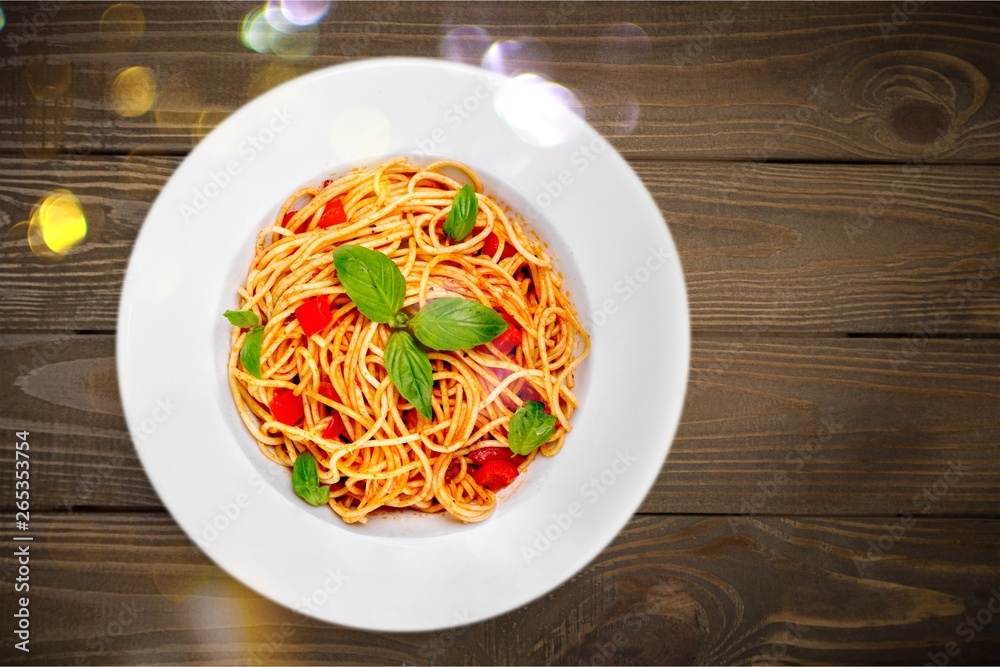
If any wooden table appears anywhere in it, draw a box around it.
[1,2,998,664]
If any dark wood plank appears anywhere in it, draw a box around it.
[0,513,996,665]
[1,155,997,332]
[1,2,998,160]
[643,163,1000,334]
[3,335,996,515]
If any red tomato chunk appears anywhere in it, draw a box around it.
[322,412,345,440]
[491,311,522,355]
[481,232,517,259]
[317,382,339,403]
[468,447,525,466]
[472,459,519,491]
[317,198,347,228]
[295,295,332,337]
[269,388,304,425]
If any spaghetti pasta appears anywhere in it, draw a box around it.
[227,157,589,523]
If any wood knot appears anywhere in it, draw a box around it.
[890,100,950,144]
[842,50,989,155]
[561,576,710,664]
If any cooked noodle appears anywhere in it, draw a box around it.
[228,157,589,523]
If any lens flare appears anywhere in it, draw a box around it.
[111,66,156,117]
[495,74,583,147]
[243,2,320,57]
[25,56,72,100]
[440,26,491,64]
[264,0,295,33]
[482,38,550,77]
[25,214,50,259]
[280,0,330,26]
[28,190,87,256]
[0,7,7,34]
[241,6,270,53]
[100,3,145,45]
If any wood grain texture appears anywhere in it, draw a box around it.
[1,3,998,664]
[3,334,996,515]
[0,2,998,160]
[1,155,997,332]
[0,513,996,665]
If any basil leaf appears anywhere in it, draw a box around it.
[384,330,434,420]
[442,184,479,241]
[508,400,556,455]
[332,245,406,323]
[223,309,259,327]
[292,451,330,507]
[240,326,264,379]
[410,297,508,351]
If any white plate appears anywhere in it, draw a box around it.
[117,57,689,631]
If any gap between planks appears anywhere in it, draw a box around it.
[1,146,999,167]
[43,507,1000,520]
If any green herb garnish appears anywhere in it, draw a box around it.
[442,184,479,241]
[292,451,330,506]
[239,326,264,379]
[384,331,434,419]
[508,401,556,455]
[332,244,406,323]
[409,297,508,351]
[223,309,260,327]
[329,244,510,419]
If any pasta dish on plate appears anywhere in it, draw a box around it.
[224,157,589,524]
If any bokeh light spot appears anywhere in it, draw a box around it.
[242,2,322,57]
[280,0,330,26]
[440,26,491,64]
[263,0,295,33]
[25,216,50,259]
[100,3,145,46]
[30,190,87,256]
[482,38,551,77]
[112,66,157,117]
[495,74,583,147]
[241,6,270,53]
[25,56,72,101]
